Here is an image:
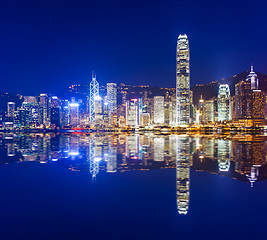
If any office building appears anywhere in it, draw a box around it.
[69,103,79,127]
[153,96,164,125]
[218,84,231,121]
[176,34,190,125]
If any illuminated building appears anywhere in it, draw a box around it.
[153,96,164,125]
[235,66,265,121]
[107,83,117,122]
[7,102,15,117]
[247,65,259,91]
[126,99,140,126]
[176,135,190,215]
[118,115,126,127]
[235,80,252,119]
[103,96,109,125]
[50,96,60,128]
[89,72,99,123]
[69,103,79,127]
[198,95,205,123]
[61,100,70,127]
[176,34,190,125]
[170,98,176,126]
[39,94,49,125]
[218,84,231,121]
[252,90,265,119]
[140,113,150,126]
[205,99,215,122]
[95,96,103,124]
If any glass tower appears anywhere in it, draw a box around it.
[218,84,231,121]
[176,34,190,125]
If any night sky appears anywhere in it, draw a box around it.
[0,0,266,95]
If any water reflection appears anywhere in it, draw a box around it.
[1,133,267,215]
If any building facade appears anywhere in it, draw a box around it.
[176,34,190,125]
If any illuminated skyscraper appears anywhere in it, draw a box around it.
[61,100,70,127]
[153,96,164,125]
[69,103,79,127]
[126,99,141,126]
[176,34,190,125]
[247,65,259,91]
[39,94,49,125]
[218,84,231,121]
[107,83,117,121]
[205,99,215,122]
[252,90,265,119]
[7,102,15,117]
[176,135,190,215]
[89,72,99,123]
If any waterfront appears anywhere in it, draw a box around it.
[0,133,267,239]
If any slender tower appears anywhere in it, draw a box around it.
[176,34,190,126]
[89,72,99,123]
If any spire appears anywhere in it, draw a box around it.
[251,64,254,72]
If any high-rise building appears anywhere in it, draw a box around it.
[50,96,61,128]
[205,99,215,122]
[247,65,259,91]
[89,73,99,123]
[235,66,265,121]
[7,102,15,117]
[39,94,49,125]
[69,103,79,127]
[218,84,231,121]
[126,99,141,127]
[176,34,190,125]
[235,80,251,119]
[61,100,70,127]
[252,90,265,119]
[107,83,117,119]
[153,96,164,125]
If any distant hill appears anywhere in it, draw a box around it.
[191,71,267,105]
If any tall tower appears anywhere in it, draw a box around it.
[176,34,190,126]
[218,84,231,121]
[247,65,259,91]
[89,72,99,123]
[107,83,117,122]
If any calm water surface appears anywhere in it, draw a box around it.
[0,133,266,240]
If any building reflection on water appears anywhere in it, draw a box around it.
[1,133,267,215]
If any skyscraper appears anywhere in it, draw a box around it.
[39,94,49,125]
[153,96,164,125]
[89,72,99,123]
[107,83,117,118]
[126,99,139,126]
[69,103,79,127]
[247,65,259,91]
[176,34,190,126]
[218,84,231,121]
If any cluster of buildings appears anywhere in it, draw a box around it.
[0,34,266,130]
[195,65,266,127]
[1,133,266,214]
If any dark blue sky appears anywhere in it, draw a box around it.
[0,0,266,95]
